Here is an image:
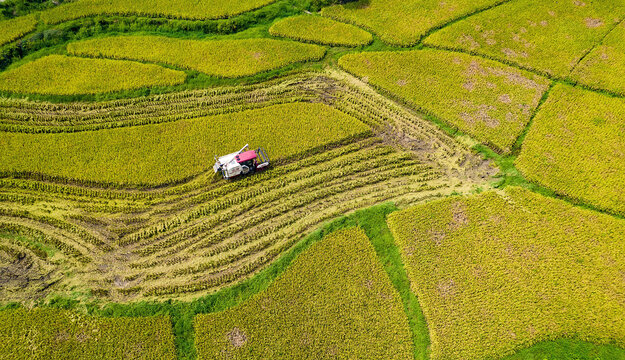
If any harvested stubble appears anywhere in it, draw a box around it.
[0,102,369,186]
[67,36,326,78]
[388,187,625,360]
[570,21,625,95]
[194,228,413,359]
[39,0,275,24]
[269,15,373,46]
[0,55,186,95]
[338,49,549,153]
[0,308,176,359]
[516,84,625,215]
[424,0,625,77]
[322,0,505,46]
[0,14,37,46]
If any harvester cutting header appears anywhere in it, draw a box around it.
[213,144,270,179]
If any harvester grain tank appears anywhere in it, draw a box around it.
[213,144,270,179]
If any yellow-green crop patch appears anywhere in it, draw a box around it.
[388,187,625,360]
[0,308,176,359]
[321,0,504,46]
[0,55,186,95]
[39,0,275,24]
[194,228,412,359]
[269,15,373,46]
[570,21,625,95]
[67,36,326,78]
[339,49,549,153]
[0,102,369,186]
[0,14,37,46]
[424,0,625,77]
[516,84,625,215]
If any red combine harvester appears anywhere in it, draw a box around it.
[213,144,270,179]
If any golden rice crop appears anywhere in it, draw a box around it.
[0,55,186,95]
[194,228,412,359]
[67,36,326,78]
[424,0,624,77]
[388,187,625,360]
[269,15,373,47]
[39,0,275,24]
[0,14,38,46]
[0,102,369,186]
[322,0,504,46]
[0,308,176,359]
[338,49,549,153]
[570,21,625,95]
[516,84,625,215]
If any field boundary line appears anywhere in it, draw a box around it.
[510,81,555,156]
[568,17,625,76]
[420,44,625,99]
[417,0,513,46]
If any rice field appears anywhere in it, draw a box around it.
[194,228,413,359]
[424,0,625,77]
[322,0,505,46]
[67,36,326,78]
[0,102,369,186]
[0,14,37,46]
[0,72,479,303]
[388,187,625,360]
[570,21,625,95]
[269,15,373,47]
[1,1,622,357]
[39,0,276,24]
[0,55,186,95]
[338,49,549,153]
[0,308,176,359]
[516,84,625,215]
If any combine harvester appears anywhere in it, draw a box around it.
[213,144,270,179]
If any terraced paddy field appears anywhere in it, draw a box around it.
[1,0,624,359]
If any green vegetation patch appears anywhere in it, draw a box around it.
[194,227,412,359]
[502,338,625,360]
[269,15,373,46]
[339,49,549,153]
[0,14,37,46]
[424,0,625,77]
[0,308,176,359]
[0,102,369,186]
[516,84,625,215]
[322,0,504,46]
[388,187,625,360]
[570,21,625,95]
[39,0,275,24]
[0,55,186,95]
[67,36,326,78]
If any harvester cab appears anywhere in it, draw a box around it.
[213,144,270,180]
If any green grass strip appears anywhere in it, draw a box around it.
[354,203,430,360]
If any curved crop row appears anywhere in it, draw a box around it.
[39,0,276,24]
[322,0,505,46]
[0,55,186,96]
[0,14,37,46]
[269,15,373,47]
[0,71,490,301]
[67,36,326,78]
